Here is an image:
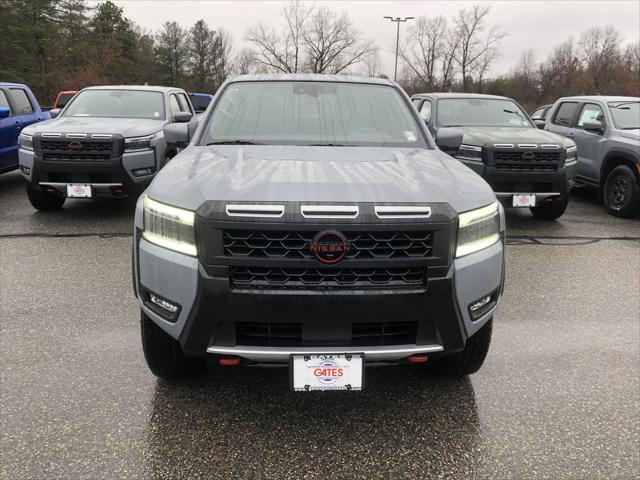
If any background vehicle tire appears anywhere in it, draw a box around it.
[529,195,569,220]
[140,310,206,380]
[603,165,640,218]
[26,182,65,211]
[430,318,492,376]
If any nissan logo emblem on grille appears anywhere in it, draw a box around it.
[522,151,536,161]
[309,230,350,264]
[68,142,82,153]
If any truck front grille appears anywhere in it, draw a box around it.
[233,321,418,347]
[493,151,561,163]
[236,322,303,347]
[40,140,114,153]
[352,321,418,346]
[223,230,433,259]
[491,149,562,172]
[230,266,426,290]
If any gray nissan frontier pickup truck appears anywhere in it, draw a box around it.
[133,74,505,391]
[18,85,197,211]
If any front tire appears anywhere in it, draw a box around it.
[26,182,65,211]
[431,318,492,376]
[140,310,206,380]
[603,165,640,218]
[529,195,569,220]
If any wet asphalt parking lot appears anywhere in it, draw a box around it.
[1,169,639,479]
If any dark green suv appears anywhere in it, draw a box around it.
[412,93,577,220]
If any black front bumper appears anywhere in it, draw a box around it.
[169,266,467,359]
[484,166,572,200]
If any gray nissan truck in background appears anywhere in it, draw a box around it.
[18,85,197,211]
[544,96,640,217]
[133,74,506,391]
[412,93,577,220]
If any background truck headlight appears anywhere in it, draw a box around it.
[456,202,500,257]
[124,135,153,152]
[142,196,197,256]
[18,133,33,151]
[565,145,577,163]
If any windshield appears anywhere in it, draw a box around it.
[190,95,211,113]
[437,98,533,128]
[56,93,76,108]
[608,101,640,130]
[201,81,425,147]
[63,90,165,119]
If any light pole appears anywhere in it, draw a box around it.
[384,16,414,82]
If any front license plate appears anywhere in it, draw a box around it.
[67,184,92,198]
[291,354,364,392]
[513,194,535,207]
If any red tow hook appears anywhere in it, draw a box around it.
[406,354,428,363]
[219,356,242,366]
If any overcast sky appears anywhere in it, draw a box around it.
[112,0,640,77]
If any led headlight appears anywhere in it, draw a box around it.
[565,145,577,163]
[18,133,33,151]
[456,201,500,258]
[456,144,482,160]
[124,135,153,152]
[142,196,197,256]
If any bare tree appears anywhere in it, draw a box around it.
[624,41,640,79]
[452,5,505,91]
[234,47,256,75]
[360,48,382,77]
[400,16,450,91]
[538,38,585,100]
[245,0,372,75]
[579,26,622,91]
[302,7,372,74]
[244,0,310,73]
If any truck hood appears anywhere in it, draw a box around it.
[456,126,573,148]
[619,129,640,142]
[147,146,496,214]
[22,116,165,137]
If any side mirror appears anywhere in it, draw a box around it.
[583,120,605,134]
[164,122,190,148]
[0,107,10,118]
[49,108,61,118]
[435,127,463,152]
[533,119,546,129]
[173,112,193,123]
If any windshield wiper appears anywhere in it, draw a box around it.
[206,140,264,145]
[621,127,639,130]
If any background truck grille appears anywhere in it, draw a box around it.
[233,321,418,347]
[491,149,562,172]
[493,151,561,163]
[223,230,433,259]
[40,140,114,153]
[230,266,426,290]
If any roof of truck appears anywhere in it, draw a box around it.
[0,82,28,88]
[555,95,640,102]
[228,73,395,86]
[82,85,183,93]
[412,92,511,101]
